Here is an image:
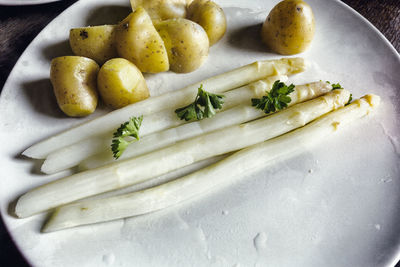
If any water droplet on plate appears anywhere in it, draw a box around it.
[253,232,267,252]
[102,253,115,265]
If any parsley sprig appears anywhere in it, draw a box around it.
[326,81,343,90]
[111,116,143,159]
[326,81,352,105]
[251,80,295,114]
[175,84,224,121]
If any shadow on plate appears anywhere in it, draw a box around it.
[42,40,72,62]
[20,79,64,119]
[13,153,45,177]
[228,23,271,53]
[7,198,19,219]
[85,5,131,26]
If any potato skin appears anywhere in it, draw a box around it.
[115,7,169,73]
[69,25,118,65]
[187,0,226,46]
[50,56,99,117]
[261,0,315,55]
[97,58,149,109]
[130,0,193,20]
[154,18,209,73]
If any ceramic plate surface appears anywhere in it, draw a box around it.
[1,0,399,266]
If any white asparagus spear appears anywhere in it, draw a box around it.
[79,80,332,170]
[40,75,287,174]
[42,94,380,232]
[23,57,305,159]
[15,89,349,218]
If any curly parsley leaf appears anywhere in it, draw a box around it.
[327,81,352,105]
[327,81,343,90]
[251,80,295,114]
[111,116,143,159]
[175,84,224,121]
[331,83,343,90]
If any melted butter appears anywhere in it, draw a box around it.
[331,121,340,131]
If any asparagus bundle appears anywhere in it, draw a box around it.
[42,79,333,174]
[42,94,380,232]
[41,75,288,174]
[80,80,332,170]
[15,89,350,218]
[23,57,305,159]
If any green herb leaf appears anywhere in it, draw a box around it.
[345,93,353,106]
[251,80,295,114]
[175,84,224,121]
[331,83,343,90]
[111,116,143,159]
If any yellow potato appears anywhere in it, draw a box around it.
[69,25,118,65]
[187,0,226,46]
[50,56,99,117]
[114,8,169,73]
[130,0,193,20]
[97,58,149,109]
[261,0,315,55]
[154,18,209,73]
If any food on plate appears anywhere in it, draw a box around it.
[154,18,209,73]
[187,0,227,45]
[261,0,315,55]
[69,25,118,65]
[174,84,225,121]
[15,88,350,218]
[41,94,380,232]
[40,74,329,174]
[42,74,286,174]
[111,116,143,159]
[80,79,332,171]
[23,57,305,160]
[115,7,169,73]
[97,58,149,109]
[50,56,99,117]
[130,0,193,20]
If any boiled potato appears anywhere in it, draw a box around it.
[69,25,118,65]
[130,0,193,20]
[50,56,99,117]
[261,0,315,55]
[115,8,169,73]
[187,0,226,46]
[97,58,149,109]
[154,18,209,73]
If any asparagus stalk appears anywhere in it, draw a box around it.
[40,75,287,174]
[42,94,380,232]
[79,80,332,170]
[23,57,305,159]
[15,89,349,218]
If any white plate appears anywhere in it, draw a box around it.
[1,0,399,266]
[0,0,60,6]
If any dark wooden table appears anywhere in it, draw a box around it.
[0,0,399,266]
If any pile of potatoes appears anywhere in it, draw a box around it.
[50,0,226,117]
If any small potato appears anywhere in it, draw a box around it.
[261,0,315,55]
[154,18,209,73]
[50,56,99,117]
[130,0,193,20]
[115,8,169,73]
[97,58,149,109]
[187,0,226,46]
[69,25,118,65]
